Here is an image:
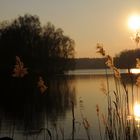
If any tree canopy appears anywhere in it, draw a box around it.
[114,48,140,68]
[0,14,75,75]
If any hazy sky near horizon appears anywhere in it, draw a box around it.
[0,0,140,58]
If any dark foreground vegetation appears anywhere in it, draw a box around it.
[0,14,76,139]
[0,14,75,111]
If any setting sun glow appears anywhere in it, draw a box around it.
[128,15,140,31]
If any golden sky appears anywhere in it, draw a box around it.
[0,0,140,58]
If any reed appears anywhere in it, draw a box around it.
[59,125,64,140]
[96,44,140,140]
[79,98,91,140]
[71,100,75,140]
[96,104,102,140]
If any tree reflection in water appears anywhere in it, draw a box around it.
[0,75,76,138]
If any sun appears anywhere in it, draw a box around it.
[128,14,140,31]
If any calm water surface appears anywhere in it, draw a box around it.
[0,69,138,140]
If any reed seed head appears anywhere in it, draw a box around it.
[37,76,47,94]
[12,56,28,78]
[96,43,106,56]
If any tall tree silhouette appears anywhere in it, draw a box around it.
[41,23,75,73]
[0,14,75,76]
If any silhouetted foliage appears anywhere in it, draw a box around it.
[0,14,75,109]
[114,48,140,68]
[0,14,75,76]
[40,23,75,73]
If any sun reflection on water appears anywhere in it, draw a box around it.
[130,68,140,74]
[134,103,140,119]
[127,103,140,127]
[133,103,140,128]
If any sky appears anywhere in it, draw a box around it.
[0,0,140,58]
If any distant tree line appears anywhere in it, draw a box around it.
[75,48,140,69]
[114,48,140,69]
[0,14,75,76]
[75,58,106,69]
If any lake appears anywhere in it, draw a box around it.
[0,69,139,140]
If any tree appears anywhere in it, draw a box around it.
[0,14,41,74]
[40,23,75,73]
[0,14,75,76]
[114,48,140,68]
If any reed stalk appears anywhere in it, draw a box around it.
[96,104,102,140]
[11,119,15,139]
[59,126,64,140]
[71,101,75,140]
